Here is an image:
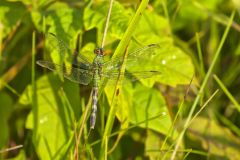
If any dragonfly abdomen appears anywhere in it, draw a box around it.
[90,87,98,129]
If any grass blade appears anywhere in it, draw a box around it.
[170,11,235,160]
[213,74,240,111]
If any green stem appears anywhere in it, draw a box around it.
[213,74,240,111]
[196,32,205,78]
[99,0,149,159]
[32,31,38,140]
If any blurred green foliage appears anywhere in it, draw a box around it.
[0,0,239,159]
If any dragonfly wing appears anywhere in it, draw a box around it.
[101,70,161,81]
[102,44,161,71]
[46,33,92,68]
[37,60,93,85]
[101,44,162,83]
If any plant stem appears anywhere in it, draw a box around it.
[99,0,149,159]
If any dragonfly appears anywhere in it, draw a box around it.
[37,33,162,129]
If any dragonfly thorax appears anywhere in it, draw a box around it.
[94,47,104,56]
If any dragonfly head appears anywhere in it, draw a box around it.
[94,47,104,56]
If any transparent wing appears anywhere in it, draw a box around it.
[102,44,161,72]
[101,44,162,82]
[101,70,161,81]
[46,33,92,68]
[37,60,93,85]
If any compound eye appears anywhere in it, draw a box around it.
[94,47,104,55]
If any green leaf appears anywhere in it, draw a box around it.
[125,41,194,87]
[133,10,171,44]
[19,73,80,159]
[105,81,171,135]
[107,1,131,39]
[30,10,44,32]
[40,2,84,37]
[83,3,106,31]
[128,10,194,87]
[0,0,26,38]
[104,80,132,126]
[84,1,130,43]
[145,130,170,160]
[189,116,240,159]
[130,83,171,134]
[6,0,49,7]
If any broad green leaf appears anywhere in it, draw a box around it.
[128,10,194,87]
[145,129,183,159]
[83,3,106,30]
[19,73,80,159]
[145,130,171,160]
[104,80,132,127]
[189,116,240,159]
[156,45,194,86]
[0,0,26,38]
[145,130,162,160]
[133,10,171,44]
[30,10,44,32]
[80,42,96,61]
[105,81,171,135]
[38,2,84,38]
[125,40,193,87]
[130,83,171,134]
[107,1,131,39]
[84,1,130,44]
[6,0,50,7]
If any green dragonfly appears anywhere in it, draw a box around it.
[37,33,161,129]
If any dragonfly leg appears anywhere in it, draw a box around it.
[90,87,98,129]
